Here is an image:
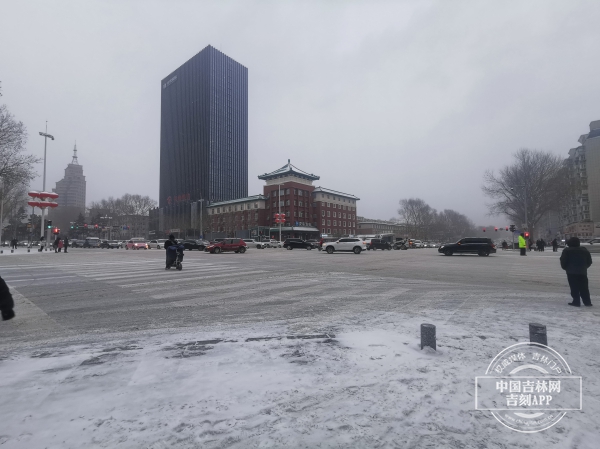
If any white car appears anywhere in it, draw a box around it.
[269,239,282,248]
[323,237,367,254]
[412,240,424,248]
[242,239,269,249]
[148,239,168,249]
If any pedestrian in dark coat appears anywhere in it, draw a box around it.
[552,238,558,252]
[540,239,546,252]
[53,236,60,253]
[560,237,593,307]
[0,276,15,321]
[63,237,69,253]
[164,234,178,269]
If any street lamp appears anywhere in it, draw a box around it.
[197,199,204,239]
[511,185,528,232]
[38,123,54,240]
[101,215,113,240]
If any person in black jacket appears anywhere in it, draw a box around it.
[0,276,15,321]
[63,236,69,253]
[560,237,593,307]
[164,234,177,269]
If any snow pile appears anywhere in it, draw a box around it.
[0,315,598,448]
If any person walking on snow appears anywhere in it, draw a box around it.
[552,238,559,252]
[63,236,69,253]
[519,233,527,256]
[0,276,15,321]
[560,237,593,307]
[57,238,64,253]
[164,234,178,269]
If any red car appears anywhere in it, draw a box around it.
[205,238,247,254]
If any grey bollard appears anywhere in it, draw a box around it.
[529,323,547,346]
[421,323,436,350]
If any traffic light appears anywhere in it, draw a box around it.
[52,227,60,235]
[70,222,74,229]
[524,232,530,238]
[46,220,53,229]
[505,226,509,231]
[509,224,516,233]
[84,223,88,228]
[483,228,486,232]
[94,224,98,229]
[494,227,498,232]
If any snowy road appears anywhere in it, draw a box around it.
[0,248,598,448]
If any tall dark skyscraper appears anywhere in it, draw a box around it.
[159,45,248,213]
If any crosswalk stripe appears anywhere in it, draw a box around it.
[70,264,233,277]
[151,277,321,300]
[86,266,234,281]
[114,270,270,287]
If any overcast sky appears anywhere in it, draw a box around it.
[1,0,599,225]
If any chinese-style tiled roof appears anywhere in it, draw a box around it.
[312,186,360,201]
[209,195,265,207]
[258,160,320,181]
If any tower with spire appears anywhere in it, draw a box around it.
[53,143,86,209]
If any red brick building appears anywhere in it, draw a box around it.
[208,161,359,240]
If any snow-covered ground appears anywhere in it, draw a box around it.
[1,306,598,449]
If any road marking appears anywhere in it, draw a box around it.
[4,275,79,282]
[115,270,269,287]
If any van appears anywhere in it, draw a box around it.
[83,237,101,248]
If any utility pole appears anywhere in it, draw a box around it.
[278,184,282,243]
[39,123,54,241]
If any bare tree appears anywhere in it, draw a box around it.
[398,198,436,239]
[433,209,475,241]
[0,104,40,188]
[482,149,568,237]
[89,193,157,217]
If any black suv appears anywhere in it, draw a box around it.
[283,239,313,250]
[368,238,392,251]
[182,239,207,251]
[438,238,496,256]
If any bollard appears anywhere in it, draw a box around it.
[11,249,14,253]
[421,323,436,350]
[529,323,547,346]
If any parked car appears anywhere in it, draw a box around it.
[269,239,282,248]
[148,239,168,249]
[305,239,320,249]
[100,240,122,249]
[126,238,148,250]
[429,242,440,248]
[411,240,424,248]
[182,239,208,251]
[323,238,367,254]
[205,238,247,254]
[438,237,497,256]
[83,237,101,248]
[242,239,268,249]
[368,238,392,251]
[283,238,313,250]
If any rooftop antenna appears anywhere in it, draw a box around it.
[71,141,79,165]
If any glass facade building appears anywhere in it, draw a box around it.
[159,45,248,215]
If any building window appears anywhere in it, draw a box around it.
[286,200,290,206]
[321,210,325,217]
[327,211,330,217]
[333,220,337,226]
[333,212,337,218]
[254,203,258,208]
[322,218,325,225]
[272,202,276,208]
[299,211,303,217]
[327,220,331,226]
[294,200,297,206]
[343,221,346,227]
[294,189,297,195]
[299,201,303,207]
[286,189,290,195]
[255,213,258,220]
[327,228,331,233]
[217,208,220,213]
[343,213,346,219]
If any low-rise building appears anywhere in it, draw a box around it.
[357,217,406,240]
